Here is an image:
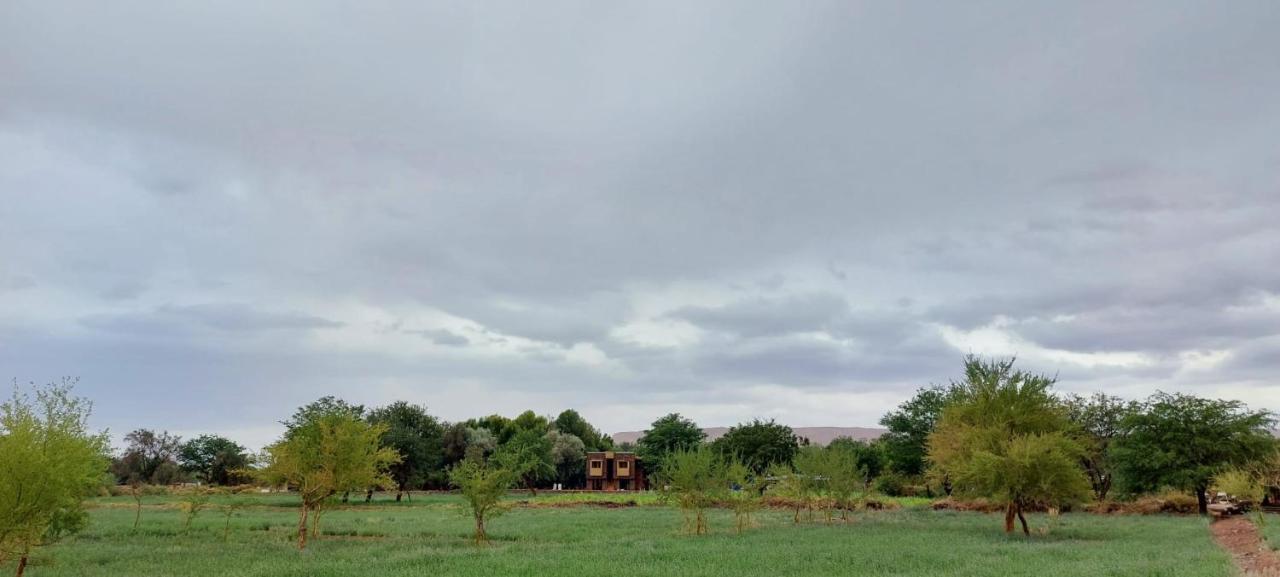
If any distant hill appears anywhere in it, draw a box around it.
[611,426,886,447]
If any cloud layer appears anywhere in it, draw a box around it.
[2,1,1278,449]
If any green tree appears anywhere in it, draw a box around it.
[113,428,184,485]
[928,357,1091,535]
[546,430,587,488]
[1063,393,1136,501]
[441,422,471,468]
[367,402,444,500]
[821,443,864,520]
[496,429,555,496]
[257,404,399,550]
[0,380,110,577]
[711,419,799,474]
[770,447,826,523]
[553,409,613,451]
[468,415,514,444]
[724,458,765,533]
[829,437,887,490]
[659,446,727,535]
[509,410,550,434]
[178,435,250,486]
[449,456,515,544]
[1110,392,1274,515]
[879,385,955,479]
[637,413,705,474]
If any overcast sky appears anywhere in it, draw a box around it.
[2,1,1279,450]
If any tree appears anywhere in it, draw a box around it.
[257,406,399,550]
[724,458,765,533]
[509,410,550,434]
[770,447,825,523]
[637,413,705,474]
[547,430,587,488]
[928,357,1091,535]
[496,429,555,496]
[281,396,364,430]
[442,422,471,468]
[711,419,799,474]
[819,444,861,521]
[879,385,955,479]
[449,456,515,544]
[468,415,514,444]
[1111,392,1274,515]
[114,429,184,485]
[829,437,887,490]
[659,446,727,535]
[367,402,444,500]
[0,380,110,577]
[554,409,613,451]
[1063,393,1136,501]
[178,435,251,486]
[464,427,498,461]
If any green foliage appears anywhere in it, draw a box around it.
[637,413,705,474]
[1110,392,1274,514]
[829,437,887,489]
[257,401,399,549]
[468,415,515,444]
[928,356,1090,535]
[546,430,587,487]
[509,410,550,434]
[771,446,827,523]
[1063,393,1137,501]
[113,428,184,485]
[879,385,956,477]
[495,429,555,495]
[711,419,799,474]
[658,446,727,535]
[448,457,516,544]
[818,444,861,521]
[367,402,445,494]
[178,435,251,486]
[0,379,110,566]
[553,409,613,451]
[724,458,765,533]
[178,489,212,533]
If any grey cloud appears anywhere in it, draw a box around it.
[412,329,470,347]
[3,1,1280,441]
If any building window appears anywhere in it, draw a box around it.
[617,461,630,476]
[589,460,603,475]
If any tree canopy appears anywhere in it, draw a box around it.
[879,385,955,477]
[928,357,1090,535]
[712,419,799,474]
[637,413,705,473]
[367,402,445,495]
[0,381,110,575]
[178,434,250,486]
[1110,392,1274,515]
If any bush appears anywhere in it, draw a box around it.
[874,473,908,497]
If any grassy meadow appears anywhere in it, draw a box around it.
[4,492,1234,577]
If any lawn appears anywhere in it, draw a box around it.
[8,493,1232,577]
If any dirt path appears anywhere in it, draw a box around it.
[1211,517,1280,576]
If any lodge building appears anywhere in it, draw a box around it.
[585,451,647,491]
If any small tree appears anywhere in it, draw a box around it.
[928,357,1091,535]
[660,446,726,535]
[449,457,515,544]
[724,458,765,533]
[257,406,399,550]
[0,380,110,577]
[496,429,555,496]
[178,435,251,486]
[178,489,212,534]
[820,445,861,521]
[219,496,250,542]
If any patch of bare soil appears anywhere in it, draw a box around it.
[1210,516,1280,576]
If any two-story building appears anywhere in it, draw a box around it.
[585,451,647,491]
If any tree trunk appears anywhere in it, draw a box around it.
[133,503,142,531]
[395,491,403,502]
[365,489,374,503]
[15,554,28,577]
[296,505,309,550]
[1196,486,1209,516]
[474,515,487,544]
[341,491,350,504]
[1016,502,1029,536]
[528,481,537,497]
[1004,501,1016,534]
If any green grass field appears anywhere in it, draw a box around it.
[7,493,1232,577]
